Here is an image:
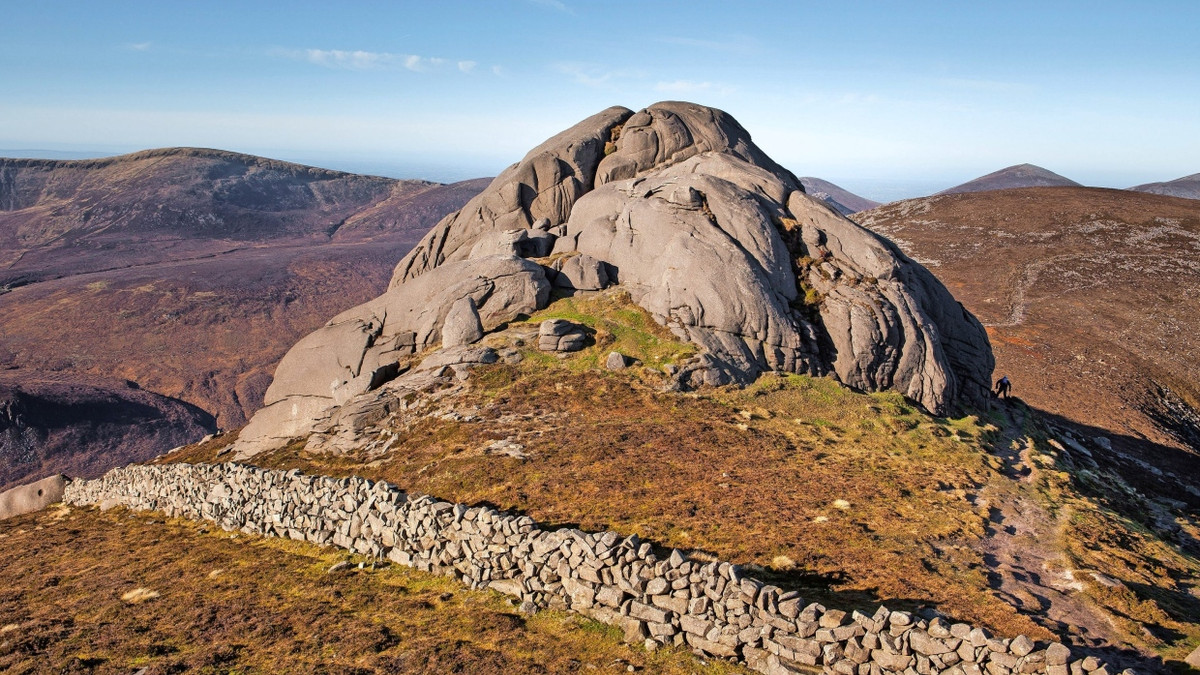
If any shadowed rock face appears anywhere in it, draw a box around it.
[236,102,993,455]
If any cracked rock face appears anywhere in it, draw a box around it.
[234,101,993,457]
[397,101,992,409]
[233,256,549,457]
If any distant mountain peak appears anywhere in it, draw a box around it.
[938,163,1081,195]
[798,177,880,215]
[1128,172,1200,200]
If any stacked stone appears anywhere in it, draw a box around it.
[62,464,1131,675]
[538,319,587,352]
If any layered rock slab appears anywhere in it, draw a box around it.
[234,256,549,457]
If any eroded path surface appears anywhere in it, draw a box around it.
[975,405,1114,641]
[969,403,1166,671]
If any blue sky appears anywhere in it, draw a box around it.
[1,1,1197,199]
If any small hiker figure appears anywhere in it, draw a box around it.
[994,375,1012,399]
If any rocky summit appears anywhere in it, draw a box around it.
[234,102,994,456]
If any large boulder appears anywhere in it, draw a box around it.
[551,253,610,293]
[394,101,992,413]
[236,101,994,457]
[0,474,67,520]
[442,297,485,348]
[234,255,550,457]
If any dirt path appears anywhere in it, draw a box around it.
[985,256,1075,328]
[973,403,1126,649]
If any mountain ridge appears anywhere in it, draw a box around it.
[798,176,880,214]
[937,163,1081,195]
[0,149,486,483]
[0,146,388,179]
[1129,172,1200,200]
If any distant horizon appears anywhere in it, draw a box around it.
[0,140,1187,205]
[3,1,1198,203]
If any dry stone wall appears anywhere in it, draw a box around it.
[63,463,1130,675]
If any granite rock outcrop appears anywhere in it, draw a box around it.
[233,256,548,456]
[234,101,993,456]
[0,473,66,520]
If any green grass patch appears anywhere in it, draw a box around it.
[512,289,697,373]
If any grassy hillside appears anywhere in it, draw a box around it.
[854,187,1200,517]
[167,291,1200,669]
[0,504,742,674]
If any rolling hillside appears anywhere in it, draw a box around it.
[0,149,487,486]
[855,187,1200,509]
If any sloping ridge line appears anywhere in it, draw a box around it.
[0,147,390,181]
[63,462,1115,675]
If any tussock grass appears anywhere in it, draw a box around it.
[510,289,697,373]
[0,507,744,673]
[182,293,1200,659]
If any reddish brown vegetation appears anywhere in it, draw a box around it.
[0,149,487,486]
[0,505,738,674]
[856,187,1200,504]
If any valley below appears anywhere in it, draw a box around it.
[0,149,486,489]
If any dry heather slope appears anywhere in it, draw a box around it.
[0,503,740,674]
[159,291,1200,671]
[854,188,1200,504]
[0,149,486,489]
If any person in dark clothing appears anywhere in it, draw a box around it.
[994,375,1012,399]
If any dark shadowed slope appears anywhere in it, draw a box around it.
[798,177,880,214]
[0,149,487,484]
[855,187,1200,505]
[0,371,215,490]
[936,164,1081,195]
[1129,172,1200,200]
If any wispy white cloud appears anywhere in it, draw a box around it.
[655,80,734,96]
[526,0,571,13]
[278,48,481,74]
[403,54,447,71]
[555,63,611,87]
[125,42,153,51]
[302,49,393,69]
[553,62,645,89]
